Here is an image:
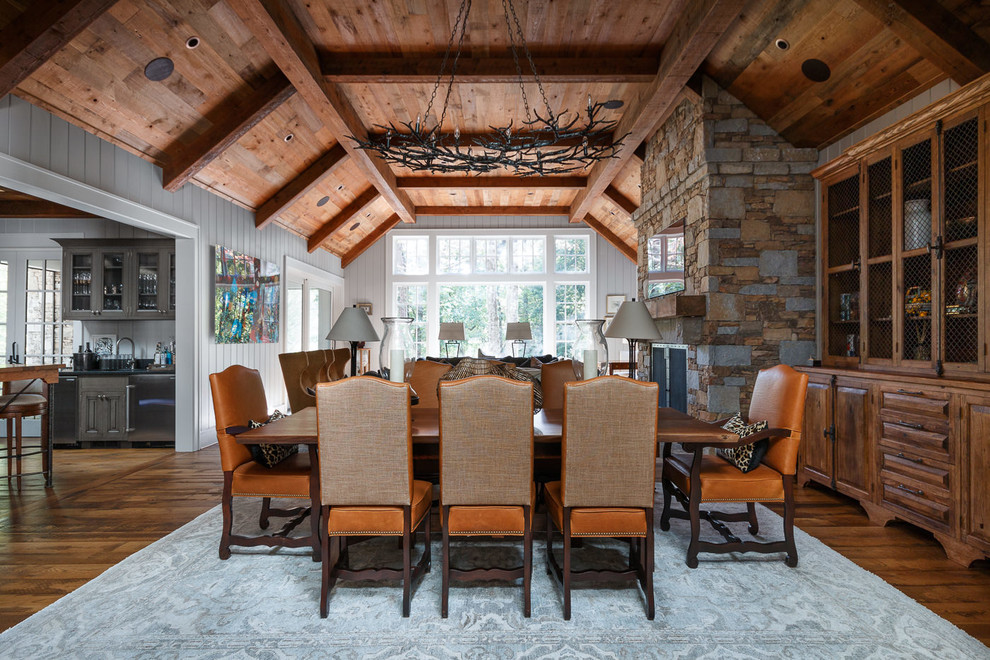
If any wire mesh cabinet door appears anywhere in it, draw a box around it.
[822,166,863,366]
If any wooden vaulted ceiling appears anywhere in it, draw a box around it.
[1,0,990,264]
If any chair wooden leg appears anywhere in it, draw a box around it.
[320,506,331,618]
[441,505,450,618]
[219,472,234,560]
[747,502,759,535]
[40,407,50,488]
[686,490,701,569]
[259,497,272,529]
[562,508,572,621]
[5,418,12,482]
[523,504,532,618]
[545,505,554,576]
[783,480,798,567]
[402,506,412,617]
[423,502,432,572]
[659,477,673,531]
[14,416,22,491]
[645,509,655,620]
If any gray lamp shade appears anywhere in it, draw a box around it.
[438,322,465,341]
[505,322,532,340]
[604,299,661,341]
[326,306,381,343]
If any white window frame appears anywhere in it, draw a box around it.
[283,256,344,353]
[387,228,596,357]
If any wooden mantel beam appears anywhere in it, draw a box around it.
[583,214,636,263]
[0,0,118,98]
[568,0,745,224]
[853,0,990,85]
[321,55,659,84]
[397,176,586,190]
[255,144,348,229]
[341,214,401,268]
[164,74,296,192]
[307,187,380,253]
[234,0,416,224]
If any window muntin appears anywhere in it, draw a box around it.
[393,236,429,275]
[437,237,472,274]
[394,284,428,358]
[554,283,587,358]
[554,236,589,273]
[474,238,508,274]
[511,237,545,273]
[24,259,72,365]
[646,226,685,298]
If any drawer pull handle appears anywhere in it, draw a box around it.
[895,452,924,464]
[900,422,924,430]
[895,484,924,497]
[896,389,925,396]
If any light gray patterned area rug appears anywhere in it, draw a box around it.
[2,499,987,659]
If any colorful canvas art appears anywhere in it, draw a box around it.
[214,246,280,343]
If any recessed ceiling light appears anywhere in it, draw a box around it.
[185,36,200,49]
[144,57,174,82]
[337,185,344,191]
[283,133,294,143]
[349,222,360,231]
[801,58,831,82]
[775,38,789,51]
[365,212,371,217]
[317,196,330,207]
[602,99,624,110]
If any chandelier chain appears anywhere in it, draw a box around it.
[501,0,531,123]
[426,0,472,133]
[503,0,554,126]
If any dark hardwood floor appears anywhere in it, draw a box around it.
[1,446,988,644]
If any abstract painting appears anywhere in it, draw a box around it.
[214,246,280,343]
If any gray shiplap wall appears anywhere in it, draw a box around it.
[0,95,343,449]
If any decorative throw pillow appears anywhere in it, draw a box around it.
[715,414,770,473]
[246,410,298,468]
[439,358,544,412]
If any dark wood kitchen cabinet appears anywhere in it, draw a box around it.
[78,376,129,443]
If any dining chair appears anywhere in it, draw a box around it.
[208,365,316,560]
[0,379,50,489]
[409,359,452,409]
[438,375,534,617]
[659,364,809,568]
[540,359,575,410]
[328,347,352,380]
[278,351,314,413]
[545,375,659,620]
[315,376,432,617]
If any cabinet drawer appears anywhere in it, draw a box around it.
[881,390,949,418]
[79,376,127,392]
[879,413,951,462]
[879,457,952,532]
[880,450,950,490]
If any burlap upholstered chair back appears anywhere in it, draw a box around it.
[316,377,412,506]
[439,376,533,506]
[746,365,809,476]
[541,360,575,410]
[209,365,268,472]
[562,376,659,508]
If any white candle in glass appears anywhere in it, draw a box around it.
[583,349,598,379]
[389,349,405,382]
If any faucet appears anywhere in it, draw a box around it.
[115,337,135,368]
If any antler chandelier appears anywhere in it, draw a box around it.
[350,0,626,176]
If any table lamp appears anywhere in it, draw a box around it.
[326,305,381,377]
[506,322,532,357]
[603,299,660,380]
[438,322,465,358]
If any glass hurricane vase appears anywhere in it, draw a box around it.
[379,317,414,381]
[574,319,609,379]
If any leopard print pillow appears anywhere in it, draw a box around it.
[247,410,298,468]
[716,414,769,473]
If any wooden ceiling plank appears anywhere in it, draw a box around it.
[568,0,745,224]
[416,206,570,216]
[0,0,117,98]
[0,200,97,218]
[307,187,380,252]
[852,0,990,85]
[603,185,638,218]
[584,214,637,263]
[163,74,296,193]
[341,213,401,268]
[234,0,416,225]
[397,176,587,190]
[321,55,659,83]
[255,143,348,229]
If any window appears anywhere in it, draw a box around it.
[555,236,589,273]
[285,283,303,352]
[474,238,507,274]
[394,284,428,358]
[0,260,6,367]
[554,283,587,357]
[393,236,429,275]
[646,223,685,298]
[24,259,72,365]
[511,237,545,273]
[439,283,544,356]
[437,237,471,274]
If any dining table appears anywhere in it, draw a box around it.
[0,363,64,487]
[235,401,740,556]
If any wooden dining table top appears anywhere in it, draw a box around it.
[0,364,64,384]
[236,405,739,447]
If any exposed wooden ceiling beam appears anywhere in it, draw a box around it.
[0,200,97,218]
[853,0,990,85]
[0,0,117,98]
[321,55,659,83]
[583,215,636,263]
[164,74,295,193]
[341,214,401,268]
[307,187,380,253]
[255,144,349,229]
[416,206,570,216]
[603,185,638,218]
[568,0,745,224]
[633,142,647,164]
[397,176,586,190]
[235,0,416,224]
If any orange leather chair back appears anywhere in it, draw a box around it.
[209,365,269,472]
[329,347,352,380]
[747,365,809,476]
[409,360,452,408]
[278,351,314,413]
[541,360,575,410]
[304,349,331,384]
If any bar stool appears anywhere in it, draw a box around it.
[0,379,51,489]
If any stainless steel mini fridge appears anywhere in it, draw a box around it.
[127,373,175,445]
